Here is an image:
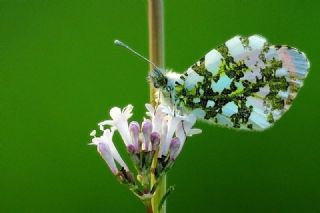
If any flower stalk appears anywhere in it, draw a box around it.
[148,0,165,212]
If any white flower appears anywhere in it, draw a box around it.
[145,104,169,133]
[161,108,187,157]
[99,105,133,147]
[90,128,129,174]
[175,113,202,155]
[91,137,117,174]
[145,104,202,158]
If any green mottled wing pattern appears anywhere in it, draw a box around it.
[172,35,310,131]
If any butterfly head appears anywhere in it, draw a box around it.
[149,68,168,89]
[149,69,184,108]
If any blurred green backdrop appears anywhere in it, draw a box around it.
[1,0,320,212]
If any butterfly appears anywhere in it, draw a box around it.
[115,35,310,131]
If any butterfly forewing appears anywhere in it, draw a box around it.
[174,35,310,130]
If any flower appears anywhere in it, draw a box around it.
[99,105,133,147]
[89,128,129,175]
[145,103,168,133]
[175,113,202,156]
[90,103,201,200]
[145,104,202,157]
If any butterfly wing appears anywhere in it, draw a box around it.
[174,35,310,131]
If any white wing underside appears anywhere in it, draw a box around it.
[163,35,310,131]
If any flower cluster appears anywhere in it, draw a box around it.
[90,104,201,199]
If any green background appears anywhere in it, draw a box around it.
[1,0,320,212]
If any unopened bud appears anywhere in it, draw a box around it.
[169,137,181,160]
[129,121,140,151]
[142,120,152,151]
[150,132,160,151]
[127,144,137,154]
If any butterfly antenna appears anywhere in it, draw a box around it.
[114,39,161,70]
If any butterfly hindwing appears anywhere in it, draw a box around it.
[173,35,310,131]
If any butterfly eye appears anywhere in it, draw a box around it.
[165,86,173,92]
[153,81,161,89]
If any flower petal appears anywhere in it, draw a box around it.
[90,130,96,137]
[110,107,122,119]
[188,128,202,136]
[162,116,181,156]
[107,137,129,171]
[175,113,198,155]
[145,104,155,115]
[158,118,168,157]
[98,120,114,126]
[123,104,133,119]
[104,106,133,147]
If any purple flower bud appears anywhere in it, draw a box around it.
[127,144,137,154]
[142,120,152,133]
[150,132,160,151]
[142,120,152,151]
[169,137,181,160]
[129,121,140,151]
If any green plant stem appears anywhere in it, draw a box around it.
[148,0,164,106]
[145,200,153,213]
[153,176,166,212]
[148,0,166,213]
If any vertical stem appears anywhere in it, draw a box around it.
[148,0,166,213]
[145,200,154,213]
[148,0,165,106]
